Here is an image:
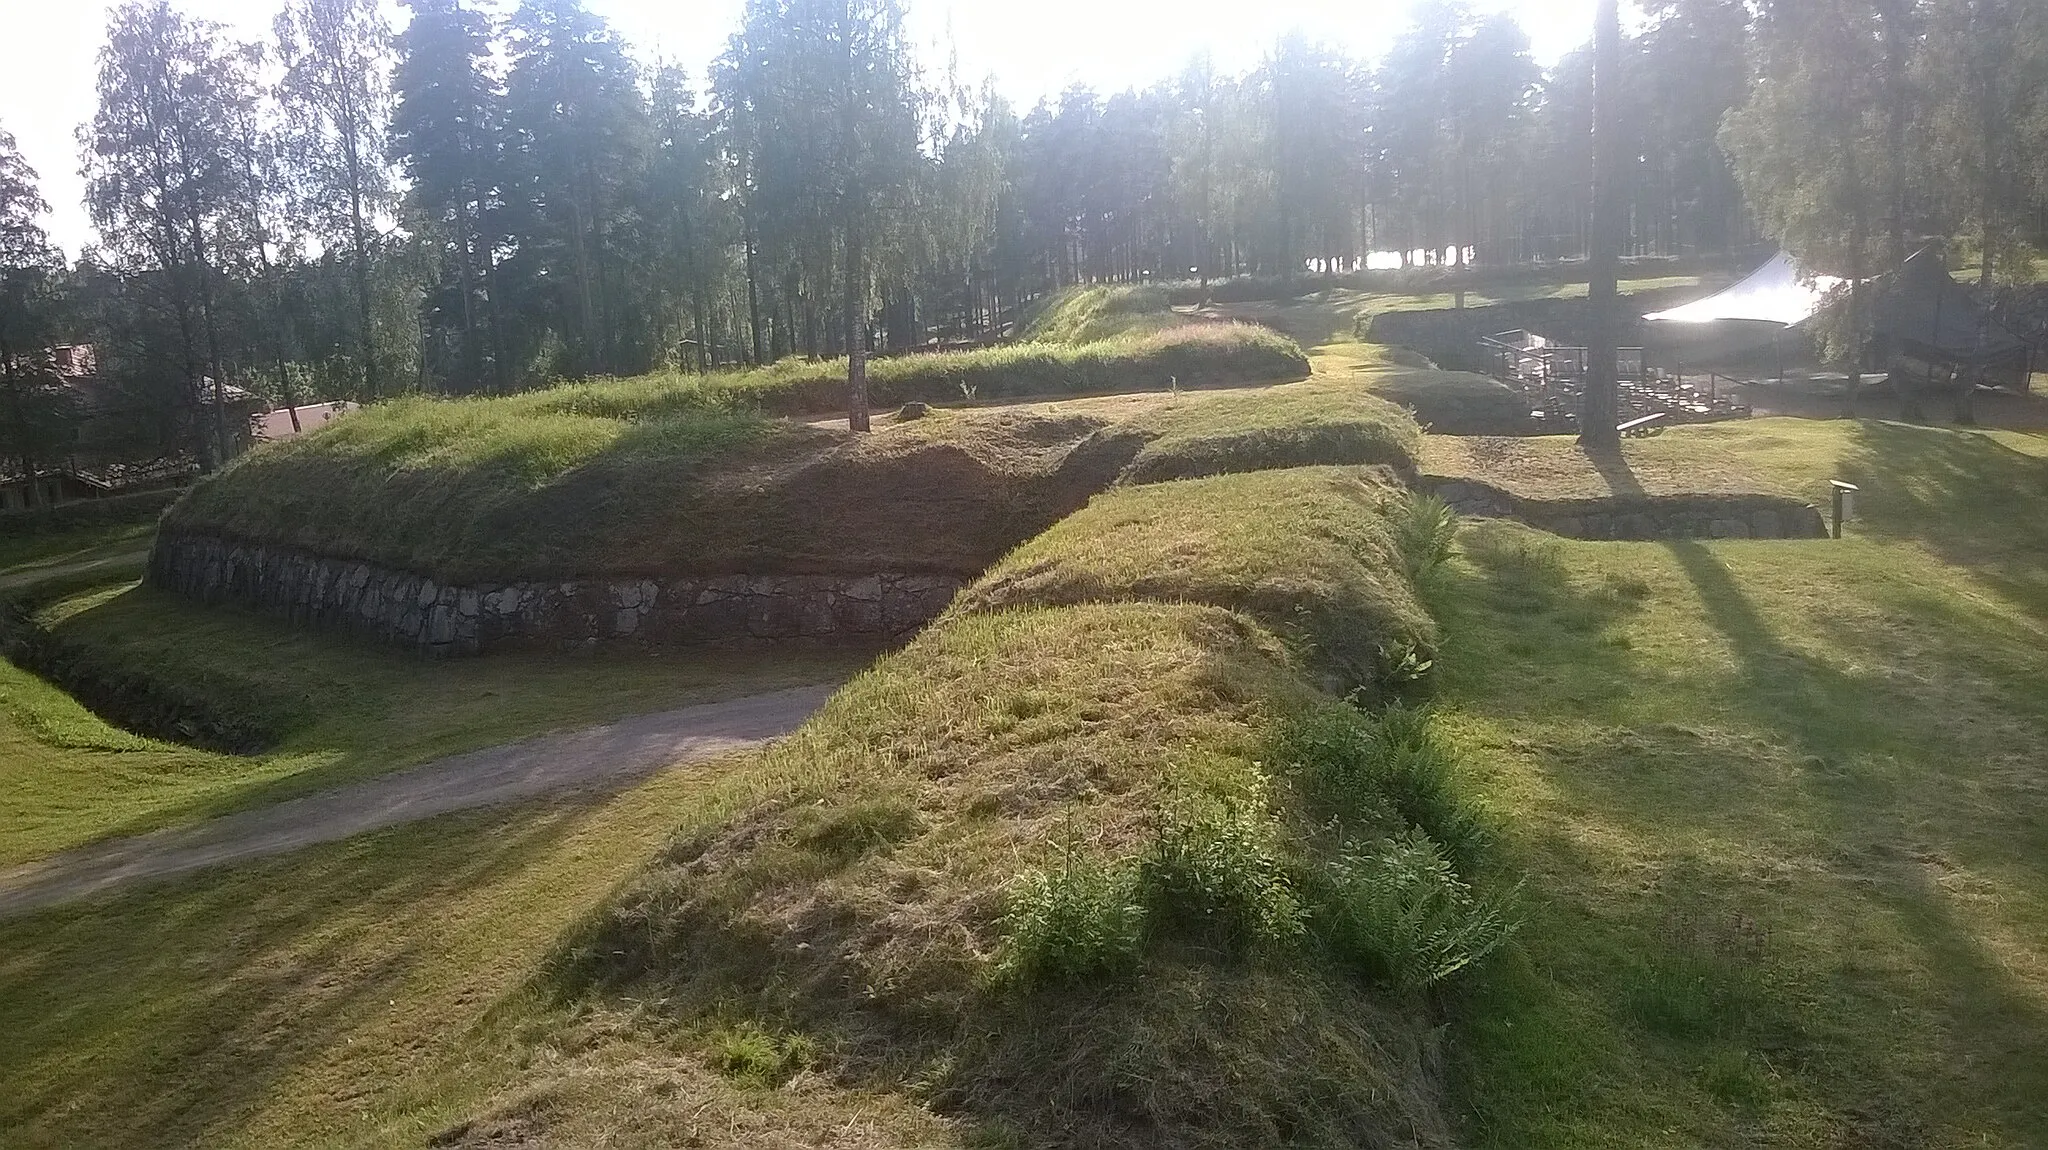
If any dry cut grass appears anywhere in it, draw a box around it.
[548,602,1457,1150]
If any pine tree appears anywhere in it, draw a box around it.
[503,0,652,377]
[390,0,507,391]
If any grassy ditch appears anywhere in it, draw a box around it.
[0,565,869,866]
[162,377,1421,587]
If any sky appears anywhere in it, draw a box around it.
[0,0,1600,262]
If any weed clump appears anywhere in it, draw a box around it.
[1138,795,1306,953]
[1280,701,1491,868]
[706,1022,819,1087]
[999,707,1514,998]
[995,840,1145,986]
[996,798,1307,989]
[1319,830,1521,992]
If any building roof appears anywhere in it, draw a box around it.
[1643,252,1844,328]
[252,401,357,442]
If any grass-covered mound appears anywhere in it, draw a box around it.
[1369,368,1534,435]
[698,319,1307,414]
[520,463,1509,1148]
[1117,378,1422,483]
[554,285,1305,420]
[161,377,1424,586]
[1022,284,1184,343]
[952,468,1437,694]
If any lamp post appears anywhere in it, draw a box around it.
[1830,480,1858,539]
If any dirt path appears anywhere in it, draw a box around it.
[0,548,152,594]
[0,682,836,918]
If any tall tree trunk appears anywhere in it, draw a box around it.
[345,127,379,398]
[1846,200,1867,420]
[1879,0,1911,267]
[568,195,599,375]
[192,223,232,464]
[0,342,40,509]
[1579,0,1622,451]
[743,212,765,365]
[478,229,512,393]
[846,217,870,432]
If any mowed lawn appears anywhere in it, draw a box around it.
[0,531,917,1147]
[1432,421,2048,1146]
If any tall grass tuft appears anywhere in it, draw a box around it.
[1319,829,1521,992]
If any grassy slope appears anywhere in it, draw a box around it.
[156,286,1311,584]
[10,287,2048,1148]
[0,522,155,586]
[0,760,966,1149]
[2,466,1466,1149]
[543,482,1463,1146]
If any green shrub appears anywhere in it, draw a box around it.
[1139,796,1305,952]
[1319,830,1520,992]
[996,841,1145,986]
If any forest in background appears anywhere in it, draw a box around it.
[1,0,2046,473]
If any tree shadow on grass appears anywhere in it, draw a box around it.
[1837,420,2048,614]
[0,797,614,1149]
[1449,448,2048,1145]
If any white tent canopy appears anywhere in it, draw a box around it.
[1643,252,1843,327]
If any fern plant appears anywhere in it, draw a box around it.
[1320,829,1521,992]
[1394,492,1459,585]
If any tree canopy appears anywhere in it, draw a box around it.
[0,0,2039,458]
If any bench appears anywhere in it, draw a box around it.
[1618,412,1668,438]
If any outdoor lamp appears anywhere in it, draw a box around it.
[1830,480,1858,539]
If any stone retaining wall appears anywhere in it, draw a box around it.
[1426,479,1828,541]
[149,533,963,656]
